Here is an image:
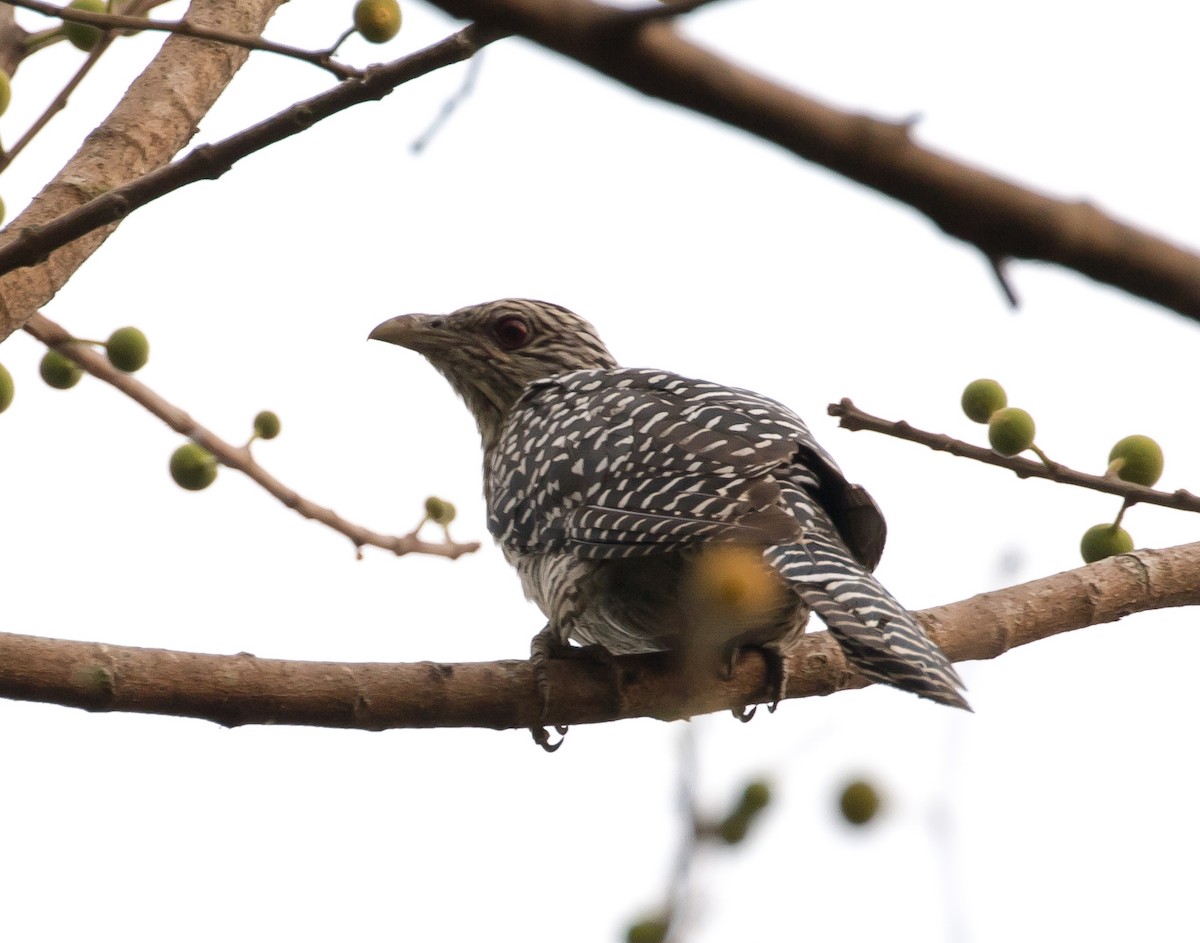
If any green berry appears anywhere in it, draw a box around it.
[39,349,83,389]
[738,780,772,815]
[354,0,401,42]
[64,0,108,52]
[0,71,11,119]
[105,326,149,372]
[1080,523,1134,564]
[987,407,1035,457]
[839,779,880,826]
[169,443,218,491]
[253,410,281,440]
[961,378,1007,424]
[626,917,669,943]
[716,811,750,845]
[0,362,13,412]
[425,496,456,525]
[1108,435,1163,488]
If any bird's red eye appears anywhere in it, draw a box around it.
[494,316,531,350]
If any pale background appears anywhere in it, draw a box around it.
[1,1,1198,940]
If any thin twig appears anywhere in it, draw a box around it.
[410,49,483,153]
[0,24,505,279]
[0,31,116,172]
[23,312,480,560]
[8,0,361,79]
[828,398,1200,513]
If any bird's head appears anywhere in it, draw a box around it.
[369,298,618,448]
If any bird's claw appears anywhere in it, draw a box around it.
[732,703,757,723]
[530,725,568,752]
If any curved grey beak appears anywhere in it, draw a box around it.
[369,314,429,347]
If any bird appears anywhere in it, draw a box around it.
[369,298,969,719]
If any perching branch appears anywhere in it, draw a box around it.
[23,313,479,560]
[0,23,505,288]
[0,543,1196,729]
[420,0,1200,323]
[8,0,362,79]
[828,398,1200,514]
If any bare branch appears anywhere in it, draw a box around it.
[420,0,1200,323]
[0,543,1196,729]
[0,24,506,287]
[7,0,360,78]
[0,0,289,343]
[828,398,1200,514]
[23,313,479,559]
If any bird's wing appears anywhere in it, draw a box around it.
[487,368,881,562]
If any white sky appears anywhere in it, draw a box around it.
[2,1,1199,941]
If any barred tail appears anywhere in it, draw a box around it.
[767,521,970,711]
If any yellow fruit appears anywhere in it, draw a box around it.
[65,0,107,52]
[1080,523,1133,563]
[961,378,1007,424]
[839,779,881,826]
[424,495,456,525]
[1107,435,1163,488]
[987,407,1035,457]
[353,0,401,43]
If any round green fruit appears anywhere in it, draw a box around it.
[65,0,108,52]
[105,326,149,372]
[39,350,83,389]
[253,410,281,440]
[1080,523,1133,564]
[987,407,1035,457]
[354,0,401,43]
[0,71,11,119]
[716,812,750,845]
[739,780,772,814]
[1108,435,1163,487]
[0,362,13,413]
[961,378,1007,424]
[425,495,456,525]
[626,917,669,943]
[169,443,218,491]
[839,779,880,826]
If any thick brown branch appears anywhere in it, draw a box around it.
[828,398,1200,514]
[0,24,505,288]
[0,544,1195,729]
[0,0,287,342]
[23,313,479,559]
[421,0,1200,321]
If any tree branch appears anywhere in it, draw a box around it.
[1,543,1196,729]
[8,0,361,79]
[0,23,506,290]
[0,0,287,342]
[22,313,479,559]
[418,0,1200,322]
[828,398,1200,514]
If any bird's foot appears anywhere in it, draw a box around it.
[528,627,620,751]
[725,644,790,721]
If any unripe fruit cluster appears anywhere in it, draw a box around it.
[715,779,772,845]
[961,379,1166,565]
[961,379,1035,457]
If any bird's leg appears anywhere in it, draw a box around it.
[530,625,628,750]
[724,644,789,721]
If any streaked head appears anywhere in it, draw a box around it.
[369,298,618,447]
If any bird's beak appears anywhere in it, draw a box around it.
[368,314,441,350]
